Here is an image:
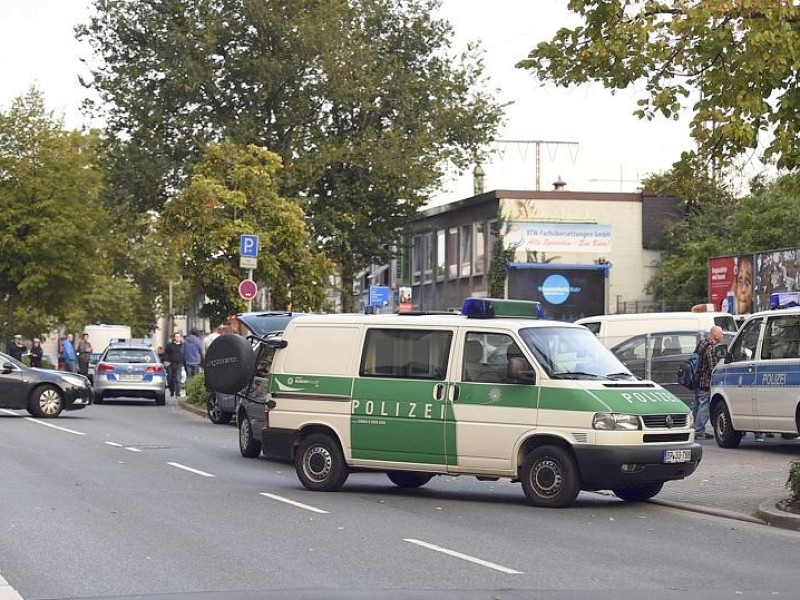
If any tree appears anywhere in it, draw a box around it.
[517,1,800,172]
[160,143,331,325]
[487,216,516,298]
[78,0,505,311]
[0,89,107,339]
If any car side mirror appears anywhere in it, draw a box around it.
[2,361,13,374]
[507,357,536,385]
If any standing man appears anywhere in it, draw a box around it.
[61,333,78,373]
[183,328,203,379]
[7,335,27,361]
[694,325,724,439]
[76,333,93,378]
[164,332,185,397]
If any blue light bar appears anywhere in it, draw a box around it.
[461,298,543,319]
[769,292,800,310]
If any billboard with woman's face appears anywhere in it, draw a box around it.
[709,254,753,314]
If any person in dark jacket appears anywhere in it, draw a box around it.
[164,332,185,397]
[29,338,44,368]
[7,335,26,361]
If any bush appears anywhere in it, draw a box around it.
[787,458,800,503]
[185,372,210,407]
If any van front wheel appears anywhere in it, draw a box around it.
[712,403,743,448]
[295,433,349,492]
[520,445,580,508]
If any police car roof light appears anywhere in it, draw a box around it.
[769,292,800,310]
[461,298,542,319]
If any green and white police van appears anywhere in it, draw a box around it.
[205,298,701,508]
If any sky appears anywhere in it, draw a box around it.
[1,0,711,203]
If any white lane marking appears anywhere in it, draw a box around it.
[105,441,142,452]
[260,492,329,514]
[166,462,214,478]
[22,418,85,436]
[0,572,24,599]
[0,409,17,416]
[404,539,522,574]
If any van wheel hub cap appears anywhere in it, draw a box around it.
[305,447,332,481]
[532,459,563,497]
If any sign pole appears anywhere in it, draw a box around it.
[247,268,253,312]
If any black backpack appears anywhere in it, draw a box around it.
[676,340,708,390]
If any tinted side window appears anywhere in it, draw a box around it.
[762,315,800,360]
[360,329,452,380]
[729,319,761,362]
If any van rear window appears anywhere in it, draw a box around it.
[360,329,452,380]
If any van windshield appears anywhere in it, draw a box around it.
[519,326,635,380]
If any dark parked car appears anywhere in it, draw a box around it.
[0,351,92,417]
[206,311,305,427]
[610,330,736,406]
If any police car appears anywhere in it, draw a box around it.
[206,297,702,508]
[710,292,800,447]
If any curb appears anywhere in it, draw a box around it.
[178,398,207,418]
[650,498,764,525]
[757,496,800,532]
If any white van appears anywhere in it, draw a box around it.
[205,298,702,508]
[575,312,737,350]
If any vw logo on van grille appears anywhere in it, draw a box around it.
[665,414,674,428]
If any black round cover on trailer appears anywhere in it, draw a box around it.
[204,334,255,395]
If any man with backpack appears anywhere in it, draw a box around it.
[693,325,724,439]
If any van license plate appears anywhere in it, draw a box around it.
[663,449,691,463]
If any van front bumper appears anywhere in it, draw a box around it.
[572,443,702,489]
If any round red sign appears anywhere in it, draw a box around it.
[238,279,258,300]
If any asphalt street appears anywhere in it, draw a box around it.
[1,399,799,600]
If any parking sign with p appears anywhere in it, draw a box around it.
[240,234,259,257]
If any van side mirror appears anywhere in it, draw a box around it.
[714,343,729,362]
[507,357,536,385]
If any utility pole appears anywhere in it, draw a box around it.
[494,139,579,191]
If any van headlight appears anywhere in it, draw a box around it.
[593,413,641,431]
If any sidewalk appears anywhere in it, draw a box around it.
[654,434,800,529]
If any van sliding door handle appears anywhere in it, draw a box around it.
[433,383,445,400]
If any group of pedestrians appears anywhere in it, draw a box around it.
[6,334,44,367]
[58,332,93,376]
[158,329,204,397]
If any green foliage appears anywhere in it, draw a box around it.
[0,88,107,338]
[487,215,516,298]
[78,0,505,313]
[518,2,800,171]
[184,371,209,407]
[645,165,800,309]
[161,143,332,325]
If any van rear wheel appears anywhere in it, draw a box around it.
[520,445,580,508]
[613,482,664,502]
[387,471,433,488]
[295,433,349,492]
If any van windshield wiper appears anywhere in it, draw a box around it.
[605,372,636,380]
[550,371,604,380]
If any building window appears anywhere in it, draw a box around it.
[460,224,472,277]
[447,227,458,279]
[412,235,422,285]
[436,229,446,280]
[474,222,486,276]
[424,232,436,283]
